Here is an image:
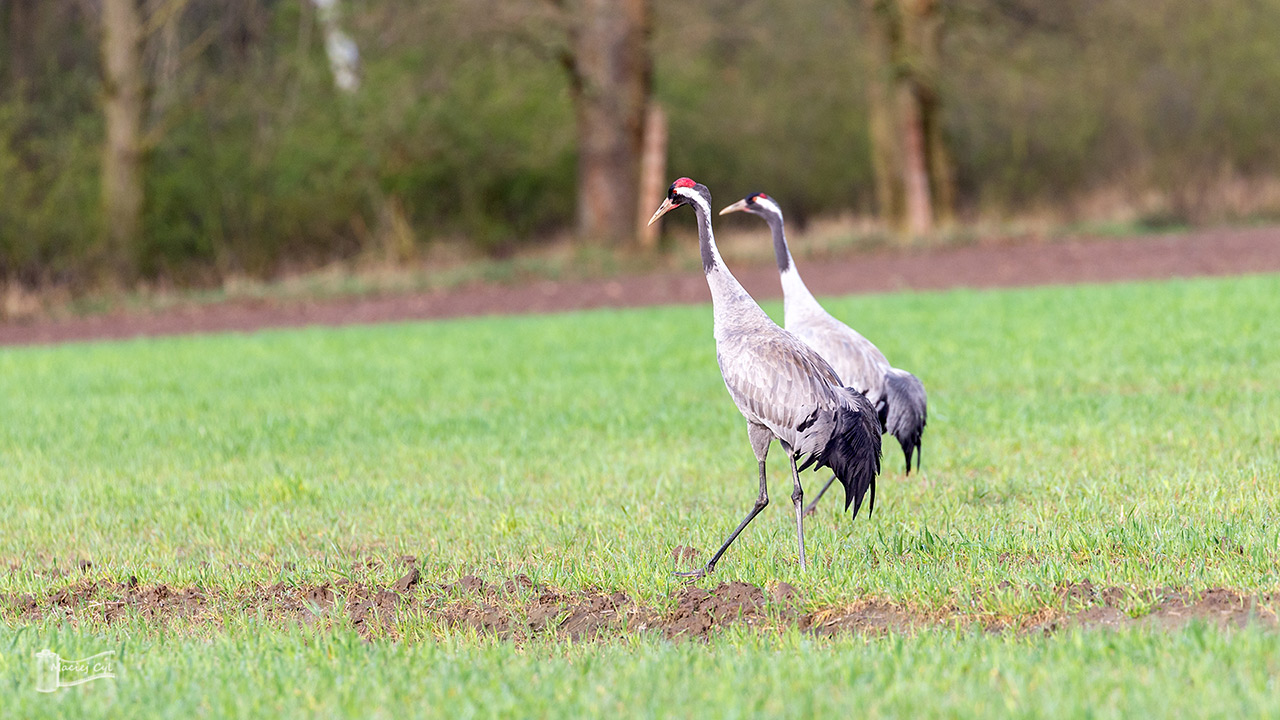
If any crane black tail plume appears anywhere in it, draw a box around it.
[800,387,882,520]
[884,370,927,475]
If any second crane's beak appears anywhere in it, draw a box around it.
[718,199,751,216]
[647,197,678,226]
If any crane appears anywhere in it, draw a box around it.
[648,178,882,577]
[720,192,927,514]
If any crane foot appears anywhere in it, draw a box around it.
[673,564,714,579]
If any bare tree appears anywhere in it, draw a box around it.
[635,101,667,248]
[480,0,652,245]
[312,0,360,93]
[100,0,146,280]
[560,0,652,245]
[864,0,954,236]
[5,0,39,92]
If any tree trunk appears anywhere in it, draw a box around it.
[862,0,951,236]
[149,0,182,120]
[6,0,37,92]
[313,0,361,93]
[898,82,933,235]
[635,101,667,248]
[921,81,955,226]
[909,0,954,226]
[100,0,146,281]
[565,0,651,245]
[865,0,903,226]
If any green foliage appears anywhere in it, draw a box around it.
[140,2,577,278]
[655,1,877,222]
[0,105,102,284]
[4,0,1280,284]
[947,0,1280,218]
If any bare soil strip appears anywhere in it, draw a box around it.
[9,568,1276,641]
[3,226,1278,346]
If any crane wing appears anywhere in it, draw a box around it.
[788,312,891,403]
[884,368,928,473]
[716,323,884,518]
[717,326,848,464]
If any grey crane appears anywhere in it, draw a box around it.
[648,178,882,577]
[720,192,927,513]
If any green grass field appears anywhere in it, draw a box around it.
[2,273,1278,717]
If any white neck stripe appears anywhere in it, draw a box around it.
[754,197,782,219]
[678,188,711,218]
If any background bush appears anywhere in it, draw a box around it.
[2,0,1279,287]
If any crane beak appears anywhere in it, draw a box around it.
[718,199,751,216]
[647,197,678,226]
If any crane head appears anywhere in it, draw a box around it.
[648,177,711,226]
[719,192,783,221]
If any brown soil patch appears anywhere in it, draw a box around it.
[1031,582,1275,634]
[802,600,935,636]
[3,226,1278,346]
[7,573,1277,641]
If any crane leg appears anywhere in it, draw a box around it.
[790,458,807,571]
[675,459,769,578]
[802,474,838,517]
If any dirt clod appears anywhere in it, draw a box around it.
[667,582,769,639]
[502,574,533,594]
[671,545,700,563]
[771,582,801,604]
[303,584,335,611]
[393,567,420,593]
[454,575,486,594]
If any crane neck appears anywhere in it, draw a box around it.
[766,216,822,322]
[689,195,764,319]
[765,213,794,274]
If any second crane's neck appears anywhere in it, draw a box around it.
[765,215,822,322]
[688,195,764,321]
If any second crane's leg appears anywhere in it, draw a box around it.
[790,458,807,570]
[803,474,837,517]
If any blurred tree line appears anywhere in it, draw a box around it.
[2,0,1279,289]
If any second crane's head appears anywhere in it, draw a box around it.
[647,177,712,225]
[718,192,783,223]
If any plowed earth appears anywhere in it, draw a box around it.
[4,226,1278,346]
[10,566,1275,641]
